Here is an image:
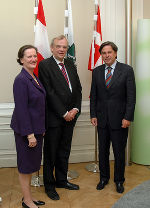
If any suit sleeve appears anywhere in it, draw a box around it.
[13,77,33,136]
[90,69,97,118]
[124,67,136,121]
[38,61,67,118]
[71,63,82,113]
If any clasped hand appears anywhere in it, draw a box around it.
[28,136,37,147]
[64,109,78,121]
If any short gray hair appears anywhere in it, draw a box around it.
[51,35,68,47]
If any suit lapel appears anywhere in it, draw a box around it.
[50,57,71,94]
[21,68,45,94]
[98,65,106,88]
[109,62,122,88]
[64,59,74,89]
[100,62,122,89]
[31,77,46,94]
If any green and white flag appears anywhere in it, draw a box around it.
[64,0,76,62]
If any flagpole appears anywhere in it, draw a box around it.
[35,0,38,23]
[86,1,99,173]
[64,0,68,60]
[94,3,98,167]
[65,0,68,39]
[31,0,44,186]
[64,0,79,180]
[125,0,132,166]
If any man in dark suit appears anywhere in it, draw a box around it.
[90,41,136,193]
[38,35,82,200]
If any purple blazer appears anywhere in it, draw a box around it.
[10,68,46,136]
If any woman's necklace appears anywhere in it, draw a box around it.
[33,76,40,86]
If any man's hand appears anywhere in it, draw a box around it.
[91,118,97,126]
[64,109,78,121]
[69,109,78,119]
[122,119,131,128]
[64,111,74,121]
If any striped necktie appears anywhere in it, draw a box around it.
[59,63,69,86]
[105,67,112,88]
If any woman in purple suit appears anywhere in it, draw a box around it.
[11,45,46,208]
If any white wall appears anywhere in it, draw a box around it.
[0,0,93,102]
[0,0,126,103]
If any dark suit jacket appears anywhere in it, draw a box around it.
[38,56,82,127]
[10,68,46,136]
[90,62,136,129]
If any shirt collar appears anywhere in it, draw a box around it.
[22,68,34,80]
[53,55,64,65]
[105,60,117,70]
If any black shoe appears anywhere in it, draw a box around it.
[22,202,39,208]
[56,182,79,190]
[22,198,45,206]
[96,180,108,190]
[46,190,60,200]
[33,200,45,206]
[116,183,124,193]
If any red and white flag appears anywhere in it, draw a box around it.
[88,4,102,71]
[34,0,51,76]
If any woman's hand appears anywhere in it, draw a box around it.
[27,134,37,147]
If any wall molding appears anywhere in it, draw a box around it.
[0,101,115,167]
